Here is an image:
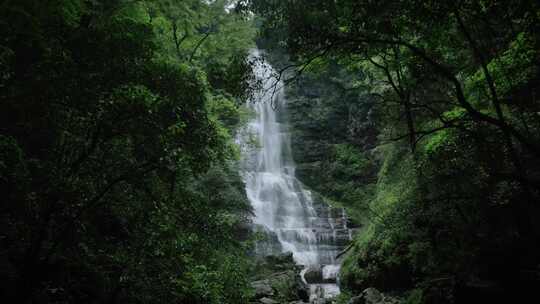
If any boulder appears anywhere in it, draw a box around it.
[362,287,383,303]
[271,270,309,302]
[294,273,310,301]
[269,270,295,281]
[303,265,323,283]
[251,279,274,299]
[259,297,279,304]
[266,251,295,265]
[347,295,364,304]
[346,287,398,304]
[250,253,311,303]
[303,265,339,284]
[382,296,400,304]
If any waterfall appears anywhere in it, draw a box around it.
[238,50,354,302]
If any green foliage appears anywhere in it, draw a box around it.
[0,0,256,303]
[334,144,371,176]
[254,1,540,302]
[403,289,424,304]
[424,129,451,155]
[340,144,419,292]
[466,32,538,100]
[0,136,27,183]
[272,278,297,302]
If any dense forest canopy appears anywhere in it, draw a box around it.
[251,0,540,303]
[1,0,540,304]
[1,0,256,303]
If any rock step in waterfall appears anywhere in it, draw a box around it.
[238,50,358,303]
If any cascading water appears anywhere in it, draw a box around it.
[238,50,355,302]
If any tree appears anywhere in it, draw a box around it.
[252,0,540,302]
[0,0,256,303]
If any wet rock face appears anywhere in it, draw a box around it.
[250,271,310,303]
[303,265,324,283]
[303,265,341,284]
[240,50,357,303]
[251,280,274,299]
[266,251,295,265]
[259,297,279,304]
[249,253,310,303]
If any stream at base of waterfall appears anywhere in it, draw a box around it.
[237,50,357,303]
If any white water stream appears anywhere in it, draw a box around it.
[238,50,354,302]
